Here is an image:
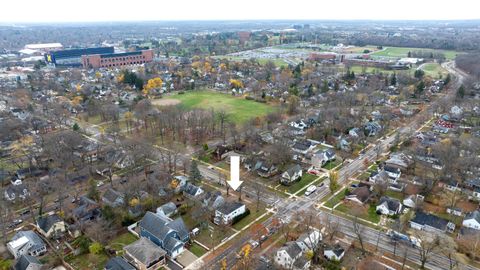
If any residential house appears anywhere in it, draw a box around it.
[73,196,101,222]
[463,210,480,230]
[311,149,336,169]
[257,161,277,178]
[345,186,372,205]
[369,170,390,184]
[104,256,135,270]
[171,175,188,193]
[138,212,190,258]
[364,121,382,137]
[296,229,322,252]
[465,178,480,200]
[156,202,177,218]
[275,241,310,270]
[376,196,402,216]
[403,194,424,208]
[385,153,412,171]
[324,244,345,261]
[7,231,47,259]
[291,140,315,155]
[73,142,100,162]
[36,214,66,238]
[102,188,125,207]
[123,238,166,270]
[214,201,247,225]
[382,165,401,182]
[4,182,29,201]
[410,211,455,233]
[446,207,463,217]
[13,254,42,270]
[200,191,224,210]
[183,183,204,199]
[281,164,303,185]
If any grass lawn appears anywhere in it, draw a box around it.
[195,225,234,249]
[357,172,370,181]
[385,190,404,201]
[372,47,460,60]
[324,188,347,208]
[277,173,319,194]
[322,159,342,170]
[108,232,137,253]
[335,203,380,224]
[65,252,109,270]
[420,63,448,79]
[189,242,208,257]
[257,58,289,67]
[162,90,277,124]
[233,208,267,231]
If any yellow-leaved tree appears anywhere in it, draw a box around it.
[229,79,243,89]
[143,77,163,96]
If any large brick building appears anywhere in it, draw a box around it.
[81,49,154,69]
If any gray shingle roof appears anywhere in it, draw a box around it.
[465,210,480,223]
[14,254,42,270]
[124,238,166,265]
[281,241,302,258]
[411,211,449,231]
[217,201,244,215]
[105,257,135,270]
[378,196,401,212]
[37,214,62,233]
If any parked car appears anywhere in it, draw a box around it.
[305,185,317,196]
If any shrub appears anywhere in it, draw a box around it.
[89,242,104,255]
[232,208,250,225]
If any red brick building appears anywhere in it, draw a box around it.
[81,49,154,69]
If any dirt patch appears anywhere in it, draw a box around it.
[151,98,181,106]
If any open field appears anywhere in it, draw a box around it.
[372,47,460,60]
[420,63,449,79]
[214,55,289,67]
[162,90,277,123]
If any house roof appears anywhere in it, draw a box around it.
[280,241,303,258]
[293,255,310,269]
[326,244,345,257]
[14,254,42,270]
[11,231,45,251]
[383,165,400,174]
[378,196,401,212]
[139,212,189,243]
[163,236,183,253]
[105,257,135,270]
[411,211,449,231]
[349,186,371,203]
[37,214,62,233]
[103,188,124,204]
[285,164,302,176]
[184,183,202,196]
[158,202,177,216]
[124,238,166,265]
[217,201,245,215]
[465,210,480,224]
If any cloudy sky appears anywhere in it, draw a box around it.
[3,0,479,22]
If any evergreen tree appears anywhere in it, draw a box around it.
[189,160,202,183]
[444,73,451,85]
[414,69,425,79]
[72,123,80,131]
[457,85,465,99]
[416,81,425,95]
[390,73,397,86]
[322,80,329,93]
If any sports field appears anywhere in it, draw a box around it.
[161,90,277,123]
[372,47,459,60]
[419,63,448,79]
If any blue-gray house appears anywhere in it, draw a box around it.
[138,211,189,258]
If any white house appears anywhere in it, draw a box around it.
[281,164,303,185]
[214,202,246,225]
[7,231,46,259]
[376,197,402,216]
[296,229,322,252]
[403,194,424,208]
[324,244,345,261]
[275,241,310,270]
[463,210,480,230]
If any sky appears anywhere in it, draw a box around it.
[3,0,479,22]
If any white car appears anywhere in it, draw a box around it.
[96,181,104,187]
[304,185,317,196]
